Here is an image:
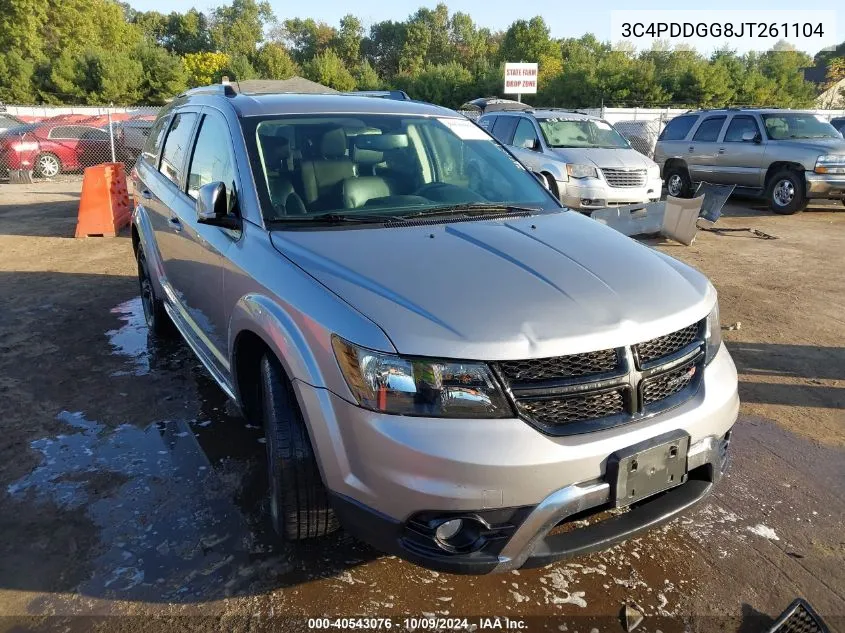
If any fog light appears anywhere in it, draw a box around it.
[435,519,463,542]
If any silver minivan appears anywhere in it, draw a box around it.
[131,86,738,573]
[477,107,662,211]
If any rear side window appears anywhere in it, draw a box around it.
[491,116,518,144]
[142,116,171,167]
[692,116,727,142]
[159,112,198,186]
[659,115,697,141]
[48,126,83,140]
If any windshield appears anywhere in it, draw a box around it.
[243,114,559,224]
[761,114,841,140]
[538,118,630,149]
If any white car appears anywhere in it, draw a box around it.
[478,105,662,211]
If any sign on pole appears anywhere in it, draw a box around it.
[503,62,538,101]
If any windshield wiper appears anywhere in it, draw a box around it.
[267,211,406,225]
[400,203,541,219]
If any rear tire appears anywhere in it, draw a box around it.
[137,247,173,336]
[260,353,339,540]
[664,164,692,198]
[34,152,61,178]
[767,169,808,215]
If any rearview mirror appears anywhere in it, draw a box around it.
[196,181,241,229]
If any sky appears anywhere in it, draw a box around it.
[127,0,842,56]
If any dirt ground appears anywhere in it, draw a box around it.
[0,182,842,632]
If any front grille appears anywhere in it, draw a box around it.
[500,319,705,435]
[601,168,647,188]
[497,348,619,383]
[517,389,626,426]
[635,322,700,366]
[641,358,699,405]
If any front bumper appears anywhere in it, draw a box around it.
[296,345,738,572]
[559,176,662,210]
[805,171,845,198]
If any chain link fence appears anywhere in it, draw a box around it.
[0,105,161,183]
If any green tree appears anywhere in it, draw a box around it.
[498,17,558,64]
[304,49,356,91]
[222,54,258,81]
[254,43,299,79]
[354,60,381,90]
[211,0,274,59]
[334,15,364,68]
[362,21,407,80]
[44,48,143,104]
[135,41,187,103]
[280,18,337,64]
[397,62,476,109]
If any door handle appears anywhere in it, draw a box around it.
[718,148,726,154]
[141,189,153,200]
[688,146,694,152]
[168,215,182,231]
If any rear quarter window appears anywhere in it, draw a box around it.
[659,115,698,141]
[141,115,172,167]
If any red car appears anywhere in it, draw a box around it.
[0,121,121,178]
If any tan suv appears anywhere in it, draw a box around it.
[654,108,845,214]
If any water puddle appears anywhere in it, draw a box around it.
[106,297,150,376]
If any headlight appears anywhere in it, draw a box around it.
[332,337,512,418]
[566,164,599,179]
[11,141,38,152]
[647,164,661,179]
[704,302,722,365]
[814,155,845,174]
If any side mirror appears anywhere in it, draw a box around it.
[196,181,241,229]
[741,130,761,143]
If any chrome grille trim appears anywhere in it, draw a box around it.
[601,168,647,188]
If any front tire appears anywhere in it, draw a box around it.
[260,353,339,540]
[137,247,173,336]
[664,165,692,198]
[767,169,808,215]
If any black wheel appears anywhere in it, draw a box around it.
[767,169,808,215]
[260,353,339,540]
[542,173,560,201]
[664,164,692,198]
[137,247,173,336]
[34,152,61,178]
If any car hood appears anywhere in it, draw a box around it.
[270,212,714,360]
[773,137,845,153]
[548,147,655,169]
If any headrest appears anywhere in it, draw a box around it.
[320,127,347,158]
[342,176,391,209]
[354,133,409,151]
[352,145,384,165]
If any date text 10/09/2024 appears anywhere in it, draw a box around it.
[620,22,825,38]
[307,617,528,630]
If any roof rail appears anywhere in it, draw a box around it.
[343,90,411,101]
[179,84,237,98]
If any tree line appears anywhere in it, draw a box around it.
[1,0,842,109]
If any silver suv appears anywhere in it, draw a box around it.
[654,108,845,214]
[131,86,738,573]
[477,107,662,211]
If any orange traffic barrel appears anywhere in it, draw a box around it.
[75,163,131,238]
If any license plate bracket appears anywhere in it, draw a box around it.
[607,431,690,507]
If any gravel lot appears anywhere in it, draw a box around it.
[0,182,842,632]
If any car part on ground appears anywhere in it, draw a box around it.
[654,108,845,214]
[130,86,738,572]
